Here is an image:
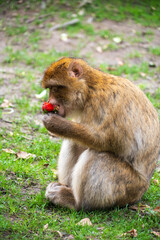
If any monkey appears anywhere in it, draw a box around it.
[42,57,160,211]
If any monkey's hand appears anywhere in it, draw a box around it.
[42,113,71,136]
[42,113,106,151]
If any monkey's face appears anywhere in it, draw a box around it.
[41,58,88,118]
[48,84,70,118]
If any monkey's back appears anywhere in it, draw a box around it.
[83,70,160,181]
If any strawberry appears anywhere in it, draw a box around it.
[42,102,59,113]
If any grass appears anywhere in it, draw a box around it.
[0,126,160,239]
[4,47,72,71]
[146,88,160,111]
[149,47,160,56]
[128,51,142,59]
[0,0,160,239]
[87,0,160,27]
[100,62,156,81]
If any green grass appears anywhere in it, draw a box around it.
[149,47,160,56]
[1,0,160,28]
[66,22,96,37]
[100,62,155,81]
[128,51,142,59]
[5,25,28,36]
[0,127,160,239]
[4,47,73,71]
[99,29,114,39]
[84,0,160,27]
[146,88,160,111]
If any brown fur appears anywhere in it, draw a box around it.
[42,57,160,211]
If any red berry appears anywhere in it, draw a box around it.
[42,102,59,113]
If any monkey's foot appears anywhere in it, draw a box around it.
[45,182,76,209]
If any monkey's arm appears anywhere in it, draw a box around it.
[43,114,107,151]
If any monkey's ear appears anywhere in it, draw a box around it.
[68,62,83,78]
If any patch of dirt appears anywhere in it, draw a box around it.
[40,19,160,65]
[21,184,42,195]
[0,32,7,64]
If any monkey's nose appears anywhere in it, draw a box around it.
[48,98,59,106]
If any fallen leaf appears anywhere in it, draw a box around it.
[2,108,14,114]
[8,171,16,176]
[107,66,116,71]
[51,169,58,179]
[151,6,156,11]
[154,206,160,213]
[97,227,105,230]
[43,163,49,167]
[21,135,32,141]
[87,17,93,24]
[153,179,159,185]
[140,72,146,77]
[60,33,68,42]
[71,13,77,18]
[2,148,16,154]
[96,46,103,53]
[151,231,160,237]
[56,231,63,237]
[35,89,47,99]
[43,223,48,231]
[121,229,137,237]
[64,235,75,239]
[78,9,85,16]
[113,37,122,43]
[77,218,92,226]
[0,99,13,108]
[149,61,156,67]
[117,59,124,66]
[16,152,36,159]
[129,203,151,212]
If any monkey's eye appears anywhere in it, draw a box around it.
[51,86,58,92]
[51,85,66,92]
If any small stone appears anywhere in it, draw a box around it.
[149,61,156,67]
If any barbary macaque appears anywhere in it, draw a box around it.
[42,57,160,211]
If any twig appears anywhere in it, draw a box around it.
[50,19,80,31]
[26,13,54,24]
[0,118,13,124]
[22,135,33,140]
[0,118,19,124]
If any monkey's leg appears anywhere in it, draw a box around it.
[45,140,85,209]
[58,140,86,186]
[71,150,148,210]
[45,150,148,210]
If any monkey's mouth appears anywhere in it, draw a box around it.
[56,104,65,118]
[47,99,66,117]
